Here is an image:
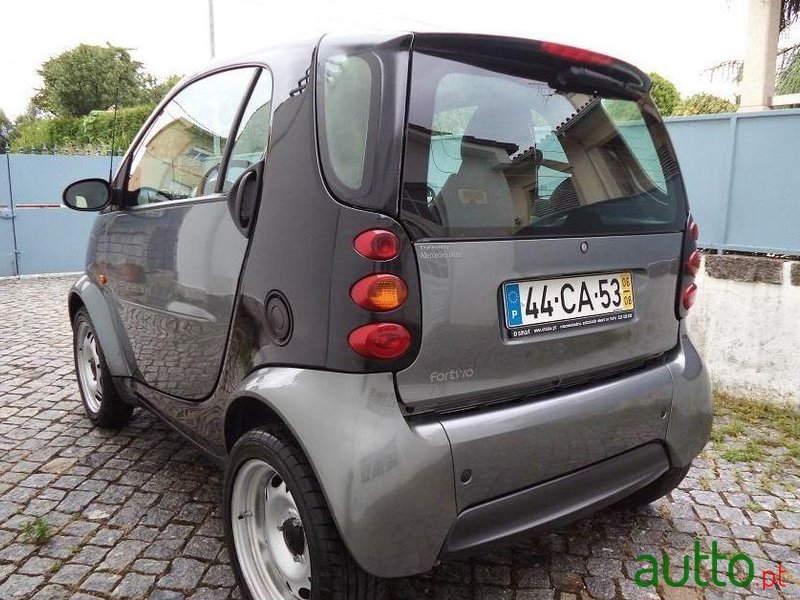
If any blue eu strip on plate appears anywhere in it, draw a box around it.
[504,283,523,327]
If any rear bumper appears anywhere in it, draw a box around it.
[441,442,669,559]
[438,329,711,513]
[438,329,710,561]
[664,325,714,467]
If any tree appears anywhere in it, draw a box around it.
[702,1,800,103]
[143,74,182,104]
[32,44,152,117]
[0,109,10,134]
[648,73,681,116]
[673,93,737,116]
[776,50,800,94]
[782,0,800,30]
[0,109,11,152]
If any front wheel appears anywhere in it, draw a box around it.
[72,308,133,429]
[224,425,382,600]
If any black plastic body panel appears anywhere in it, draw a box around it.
[441,442,669,559]
[315,33,412,214]
[235,52,421,374]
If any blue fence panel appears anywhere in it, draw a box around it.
[1,156,18,277]
[1,154,122,276]
[8,154,121,205]
[663,115,733,250]
[664,109,800,255]
[0,155,10,206]
[14,209,97,275]
[726,113,800,254]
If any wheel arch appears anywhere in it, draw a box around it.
[224,368,457,578]
[224,394,288,454]
[68,290,85,323]
[68,275,133,378]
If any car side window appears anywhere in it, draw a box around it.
[220,70,273,190]
[126,68,257,206]
[321,55,373,190]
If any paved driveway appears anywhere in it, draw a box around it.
[0,275,798,599]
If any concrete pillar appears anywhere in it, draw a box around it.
[739,0,781,111]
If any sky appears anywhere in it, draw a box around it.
[2,0,799,119]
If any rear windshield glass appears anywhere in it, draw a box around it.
[401,52,686,240]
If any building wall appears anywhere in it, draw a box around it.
[688,255,800,404]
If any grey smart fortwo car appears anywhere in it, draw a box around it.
[62,32,712,600]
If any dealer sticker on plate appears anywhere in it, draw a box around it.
[503,271,634,337]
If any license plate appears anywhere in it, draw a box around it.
[503,271,634,335]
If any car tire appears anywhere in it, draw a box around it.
[224,425,383,600]
[616,463,692,509]
[72,308,133,429]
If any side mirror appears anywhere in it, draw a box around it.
[63,178,111,211]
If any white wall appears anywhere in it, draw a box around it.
[688,257,800,404]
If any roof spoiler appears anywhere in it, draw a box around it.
[411,33,652,97]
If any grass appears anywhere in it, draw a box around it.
[711,419,746,444]
[713,392,800,465]
[721,440,766,463]
[745,500,764,512]
[715,392,800,440]
[47,560,63,574]
[21,518,53,545]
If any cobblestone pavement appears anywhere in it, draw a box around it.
[1,275,799,600]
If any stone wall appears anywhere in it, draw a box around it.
[688,254,800,405]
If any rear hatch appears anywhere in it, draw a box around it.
[396,35,687,413]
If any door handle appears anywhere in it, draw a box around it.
[232,170,253,226]
[227,161,262,236]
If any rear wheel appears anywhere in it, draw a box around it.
[72,308,133,429]
[617,463,692,509]
[224,425,382,600]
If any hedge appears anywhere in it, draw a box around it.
[11,104,155,154]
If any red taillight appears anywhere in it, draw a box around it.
[689,220,699,241]
[350,274,408,311]
[348,323,411,360]
[682,283,698,310]
[540,41,615,66]
[687,250,701,276]
[354,229,401,261]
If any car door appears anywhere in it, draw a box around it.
[96,66,273,399]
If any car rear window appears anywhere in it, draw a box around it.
[401,51,686,240]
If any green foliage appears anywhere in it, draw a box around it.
[10,104,154,154]
[21,518,53,545]
[602,99,643,122]
[12,43,180,153]
[143,74,182,104]
[673,93,737,116]
[648,72,681,116]
[721,440,766,463]
[33,44,154,117]
[0,110,11,151]
[777,51,800,95]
